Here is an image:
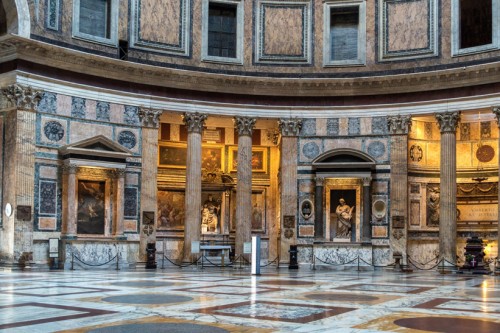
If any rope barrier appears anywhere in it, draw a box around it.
[260,256,279,268]
[407,255,439,267]
[358,256,396,268]
[73,253,117,267]
[408,257,444,271]
[161,254,202,268]
[314,255,359,266]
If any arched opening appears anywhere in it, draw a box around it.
[312,148,376,243]
[0,0,30,37]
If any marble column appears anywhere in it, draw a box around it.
[234,117,256,259]
[492,106,500,265]
[113,169,126,239]
[138,107,162,261]
[61,164,78,238]
[435,111,460,266]
[0,84,40,263]
[314,177,324,239]
[182,112,207,260]
[362,177,372,243]
[387,115,412,265]
[278,118,302,263]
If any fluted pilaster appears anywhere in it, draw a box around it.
[436,111,460,266]
[62,164,78,238]
[234,116,255,258]
[183,112,207,260]
[388,115,411,265]
[113,169,126,238]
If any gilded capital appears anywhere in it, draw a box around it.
[234,116,256,137]
[1,84,42,110]
[435,111,461,133]
[183,112,207,134]
[278,118,302,136]
[493,106,500,127]
[138,107,162,128]
[387,115,412,135]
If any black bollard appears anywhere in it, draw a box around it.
[145,243,157,269]
[289,245,299,269]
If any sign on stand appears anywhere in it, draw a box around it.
[251,236,261,275]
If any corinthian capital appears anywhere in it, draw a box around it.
[183,112,207,134]
[278,118,302,136]
[138,107,162,128]
[387,115,412,135]
[234,116,256,137]
[435,111,461,133]
[1,84,42,110]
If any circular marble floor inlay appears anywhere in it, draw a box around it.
[394,317,500,333]
[305,293,379,302]
[111,281,175,288]
[102,294,193,304]
[88,323,229,333]
[260,279,315,286]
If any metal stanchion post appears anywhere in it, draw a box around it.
[357,256,360,272]
[71,252,74,270]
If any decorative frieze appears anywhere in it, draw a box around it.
[387,115,412,134]
[1,84,42,110]
[234,116,256,137]
[435,111,460,133]
[182,112,207,133]
[138,107,163,128]
[278,118,302,136]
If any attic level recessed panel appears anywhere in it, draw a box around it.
[312,148,376,171]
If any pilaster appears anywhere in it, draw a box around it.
[387,115,411,265]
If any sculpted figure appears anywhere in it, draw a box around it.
[336,198,354,238]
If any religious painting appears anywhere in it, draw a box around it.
[157,190,185,230]
[201,191,223,234]
[228,146,268,173]
[230,189,266,232]
[158,143,187,168]
[77,180,105,235]
[426,184,440,227]
[201,145,224,171]
[330,189,356,240]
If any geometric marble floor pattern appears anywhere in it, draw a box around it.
[0,267,499,332]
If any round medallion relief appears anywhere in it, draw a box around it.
[476,144,494,163]
[118,130,137,149]
[367,141,385,158]
[43,121,64,142]
[302,142,320,159]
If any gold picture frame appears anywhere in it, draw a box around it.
[228,146,268,173]
[158,142,187,168]
[201,144,224,171]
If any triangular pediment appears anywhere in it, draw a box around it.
[59,135,132,160]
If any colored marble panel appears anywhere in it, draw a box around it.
[124,187,138,218]
[102,294,192,305]
[87,323,229,333]
[348,118,360,135]
[124,219,137,232]
[386,0,429,52]
[38,217,57,230]
[327,118,339,136]
[39,180,57,214]
[139,0,181,46]
[372,225,388,238]
[299,225,314,237]
[192,301,356,323]
[123,106,139,125]
[338,283,433,294]
[96,101,110,121]
[263,7,303,56]
[372,116,388,134]
[38,92,57,114]
[71,97,86,118]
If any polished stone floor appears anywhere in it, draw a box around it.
[0,266,499,332]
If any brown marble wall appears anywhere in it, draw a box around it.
[263,7,303,56]
[139,0,181,46]
[25,0,500,76]
[386,0,429,52]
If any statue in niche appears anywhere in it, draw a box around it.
[336,198,354,238]
[201,194,221,233]
[427,187,440,226]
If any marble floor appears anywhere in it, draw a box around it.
[0,265,499,333]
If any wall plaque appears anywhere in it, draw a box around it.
[17,205,32,221]
[283,215,295,228]
[392,215,405,229]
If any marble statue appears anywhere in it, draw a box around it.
[336,198,354,238]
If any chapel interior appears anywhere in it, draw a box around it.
[0,1,499,332]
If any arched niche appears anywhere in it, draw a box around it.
[1,0,30,37]
[312,148,375,243]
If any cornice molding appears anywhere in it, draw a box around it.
[2,35,500,98]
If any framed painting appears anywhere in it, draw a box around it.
[77,180,106,235]
[228,146,268,173]
[157,190,185,230]
[158,142,187,168]
[201,144,224,171]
